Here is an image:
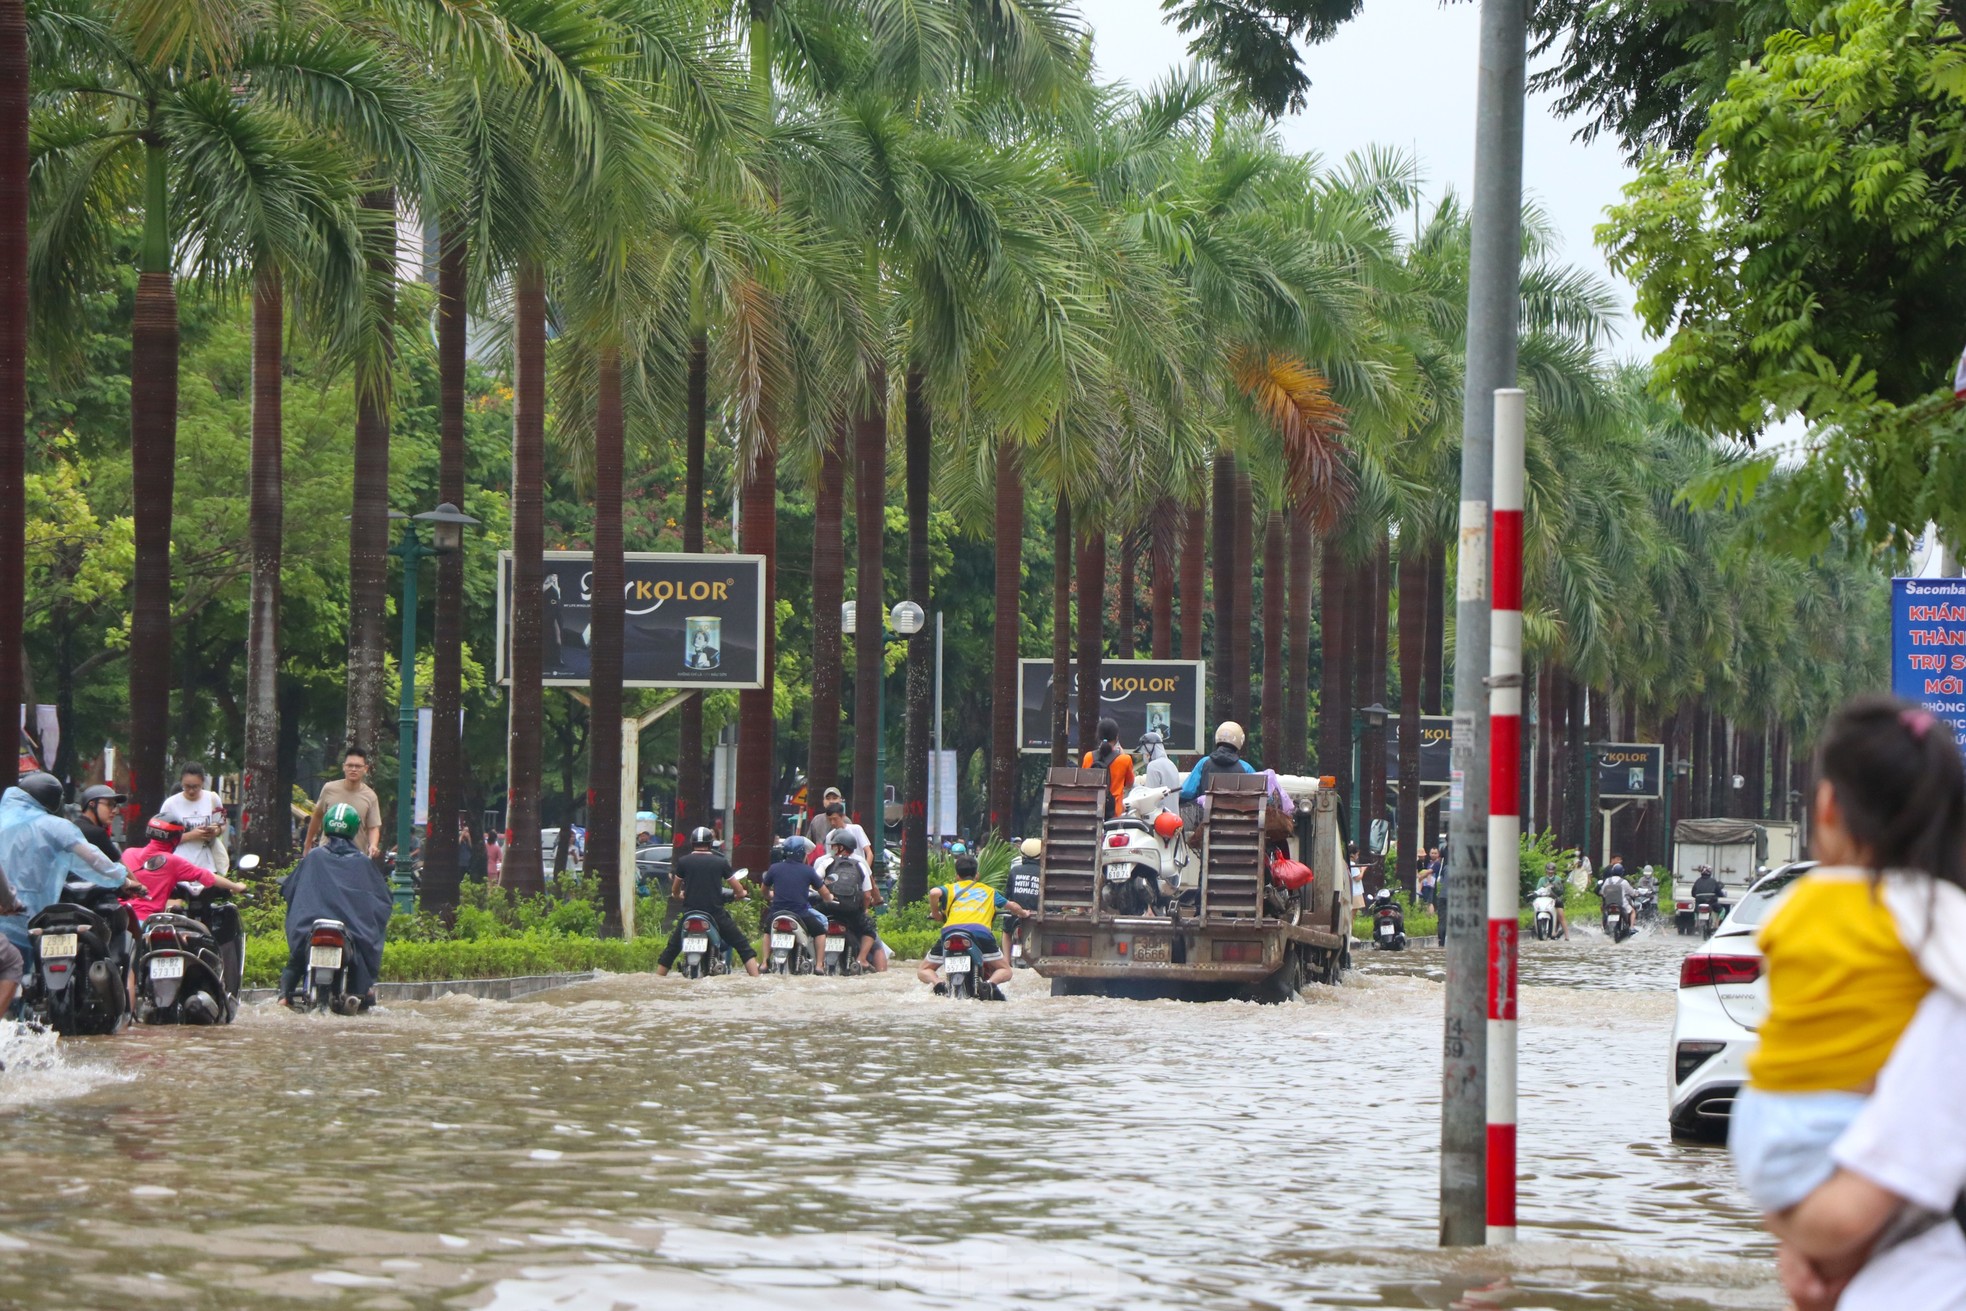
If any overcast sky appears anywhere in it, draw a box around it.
[1073,0,1646,359]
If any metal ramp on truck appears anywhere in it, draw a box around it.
[1036,766,1105,916]
[1200,774,1267,920]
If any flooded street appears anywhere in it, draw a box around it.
[0,927,1778,1310]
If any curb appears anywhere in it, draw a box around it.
[240,970,599,1006]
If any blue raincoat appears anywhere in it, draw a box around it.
[0,787,124,953]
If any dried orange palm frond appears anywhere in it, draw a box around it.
[1231,349,1351,530]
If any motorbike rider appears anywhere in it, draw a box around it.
[76,784,126,864]
[121,816,249,924]
[1536,862,1569,938]
[0,864,22,1018]
[1597,864,1638,934]
[1181,721,1257,804]
[1006,837,1043,913]
[1081,717,1135,818]
[0,772,139,985]
[656,827,761,977]
[762,836,834,945]
[815,829,887,972]
[1136,731,1183,808]
[278,802,394,1007]
[919,853,1032,993]
[1690,863,1725,915]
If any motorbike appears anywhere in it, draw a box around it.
[297,918,367,1014]
[1097,785,1196,917]
[1693,891,1725,939]
[132,853,252,1026]
[1370,888,1406,951]
[1602,903,1633,944]
[818,914,874,976]
[24,879,135,1036]
[934,929,998,1001]
[1532,889,1558,941]
[677,869,748,980]
[765,912,817,976]
[1004,911,1036,968]
[1633,886,1660,926]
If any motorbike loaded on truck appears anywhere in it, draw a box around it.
[1023,768,1350,1001]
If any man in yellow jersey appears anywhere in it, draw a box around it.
[918,854,1032,992]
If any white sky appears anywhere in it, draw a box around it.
[1074,0,1646,359]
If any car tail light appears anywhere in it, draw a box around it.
[1675,1040,1726,1083]
[1213,940,1265,963]
[310,927,345,947]
[1047,936,1089,957]
[945,934,972,953]
[1680,954,1761,987]
[1106,833,1129,848]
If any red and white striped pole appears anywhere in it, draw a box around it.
[1486,387,1526,1245]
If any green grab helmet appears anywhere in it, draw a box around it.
[321,802,362,839]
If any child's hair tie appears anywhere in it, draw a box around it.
[1902,708,1936,740]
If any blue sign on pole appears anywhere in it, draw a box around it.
[1890,577,1966,751]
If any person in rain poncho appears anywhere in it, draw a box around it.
[1137,731,1184,810]
[280,803,393,1006]
[0,772,132,968]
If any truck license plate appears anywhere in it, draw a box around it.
[770,933,796,949]
[149,955,185,980]
[683,936,709,953]
[944,955,972,974]
[309,945,343,970]
[40,932,77,959]
[1131,938,1169,963]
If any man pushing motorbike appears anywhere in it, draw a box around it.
[919,854,1033,995]
[279,803,393,1008]
[0,772,140,1017]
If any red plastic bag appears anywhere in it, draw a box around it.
[1269,852,1314,890]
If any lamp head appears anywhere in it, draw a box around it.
[414,502,481,553]
[890,601,925,636]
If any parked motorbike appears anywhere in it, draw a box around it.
[1370,887,1406,951]
[1097,786,1196,917]
[934,929,998,1000]
[24,880,135,1035]
[765,912,817,976]
[133,854,251,1026]
[1532,889,1558,941]
[1602,904,1633,944]
[1693,892,1725,939]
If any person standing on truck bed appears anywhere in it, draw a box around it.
[1082,717,1134,818]
[1137,732,1184,809]
[1181,721,1256,804]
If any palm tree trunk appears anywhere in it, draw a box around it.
[503,260,547,896]
[1259,510,1284,762]
[1284,510,1313,771]
[128,141,177,817]
[1423,541,1445,714]
[1316,539,1350,813]
[1075,523,1106,754]
[1366,533,1391,848]
[589,346,625,933]
[1396,535,1425,893]
[346,189,395,754]
[899,365,931,905]
[851,362,886,832]
[736,444,777,879]
[807,418,847,804]
[0,0,23,734]
[1179,499,1204,663]
[1210,453,1234,724]
[675,332,709,839]
[1150,499,1174,660]
[1116,529,1136,661]
[427,226,467,912]
[1565,672,1588,850]
[1230,466,1254,728]
[242,263,285,862]
[1050,491,1071,766]
[987,438,1022,835]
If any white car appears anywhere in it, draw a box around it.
[1667,861,1813,1139]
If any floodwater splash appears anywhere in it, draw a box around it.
[0,932,1779,1309]
[0,1020,133,1106]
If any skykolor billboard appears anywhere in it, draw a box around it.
[496,551,767,689]
[1018,659,1206,756]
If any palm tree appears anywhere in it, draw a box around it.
[807,419,847,800]
[0,0,24,733]
[986,436,1021,833]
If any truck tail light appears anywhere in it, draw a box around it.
[1047,936,1089,957]
[1213,940,1265,963]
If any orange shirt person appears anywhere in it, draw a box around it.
[1081,716,1135,817]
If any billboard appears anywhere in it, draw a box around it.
[1382,715,1453,785]
[496,551,768,689]
[1594,742,1664,799]
[1892,577,1966,752]
[1018,659,1206,755]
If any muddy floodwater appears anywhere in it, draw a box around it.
[0,926,1780,1309]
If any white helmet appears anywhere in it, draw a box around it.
[1214,721,1245,749]
[1019,837,1042,859]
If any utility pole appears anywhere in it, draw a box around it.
[1441,0,1527,1248]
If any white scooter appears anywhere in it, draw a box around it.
[1098,784,1198,916]
[1532,888,1559,940]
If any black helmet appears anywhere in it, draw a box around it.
[770,841,789,863]
[781,836,814,861]
[79,784,124,807]
[688,826,715,850]
[16,771,62,814]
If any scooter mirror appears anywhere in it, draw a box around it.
[237,853,261,872]
[731,868,749,882]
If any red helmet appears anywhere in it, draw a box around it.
[1152,812,1183,840]
[145,815,186,848]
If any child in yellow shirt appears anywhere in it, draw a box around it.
[1730,697,1966,1215]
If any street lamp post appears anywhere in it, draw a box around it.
[843,598,924,876]
[388,502,480,912]
[1350,702,1391,849]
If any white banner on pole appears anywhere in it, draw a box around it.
[930,749,958,837]
[712,743,735,810]
[415,708,433,827]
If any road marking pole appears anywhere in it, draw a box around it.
[1486,387,1526,1244]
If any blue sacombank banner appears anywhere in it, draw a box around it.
[1891,577,1966,751]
